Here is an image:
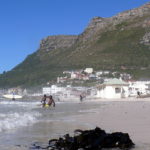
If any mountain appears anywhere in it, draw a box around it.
[0,3,150,87]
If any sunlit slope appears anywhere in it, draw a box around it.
[0,3,150,87]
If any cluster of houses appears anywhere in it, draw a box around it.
[43,78,150,100]
[42,85,87,101]
[57,68,132,83]
[45,68,150,100]
[0,88,27,96]
[0,68,150,100]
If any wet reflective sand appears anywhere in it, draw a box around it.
[0,99,150,149]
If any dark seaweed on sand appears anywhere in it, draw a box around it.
[30,127,134,150]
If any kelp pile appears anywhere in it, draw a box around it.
[30,127,134,150]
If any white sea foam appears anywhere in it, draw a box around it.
[0,112,41,132]
[0,101,40,106]
[78,108,100,113]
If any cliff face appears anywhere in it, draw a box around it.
[1,2,150,87]
[37,2,150,53]
[39,35,78,52]
[37,3,150,52]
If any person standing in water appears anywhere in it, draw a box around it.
[41,94,47,107]
[47,95,55,107]
[12,92,15,101]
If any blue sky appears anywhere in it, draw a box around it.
[0,0,149,73]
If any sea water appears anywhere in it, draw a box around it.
[0,99,102,150]
[0,99,149,150]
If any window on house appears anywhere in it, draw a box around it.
[115,88,121,93]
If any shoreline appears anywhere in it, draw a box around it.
[0,98,150,149]
[85,97,150,102]
[56,97,150,102]
[30,98,150,149]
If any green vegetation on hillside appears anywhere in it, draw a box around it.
[0,13,150,87]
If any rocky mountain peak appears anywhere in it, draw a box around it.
[112,2,150,23]
[79,2,150,43]
[86,17,107,29]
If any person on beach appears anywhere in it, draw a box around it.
[41,94,47,107]
[80,95,83,102]
[47,95,55,107]
[137,91,141,98]
[57,97,60,102]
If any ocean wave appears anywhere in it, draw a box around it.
[0,112,41,132]
[0,101,41,110]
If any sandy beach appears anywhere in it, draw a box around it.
[0,97,150,150]
[29,97,150,150]
[69,97,150,149]
[54,97,150,149]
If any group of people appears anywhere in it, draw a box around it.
[41,95,55,107]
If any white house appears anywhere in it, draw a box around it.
[71,72,77,79]
[43,87,51,95]
[84,68,93,74]
[96,78,129,99]
[43,85,65,95]
[96,71,103,77]
[103,71,110,75]
[128,81,150,96]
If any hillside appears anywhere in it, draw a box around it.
[0,2,150,87]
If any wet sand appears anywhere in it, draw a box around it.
[30,98,150,149]
[72,98,150,149]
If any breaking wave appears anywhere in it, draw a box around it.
[0,111,41,132]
